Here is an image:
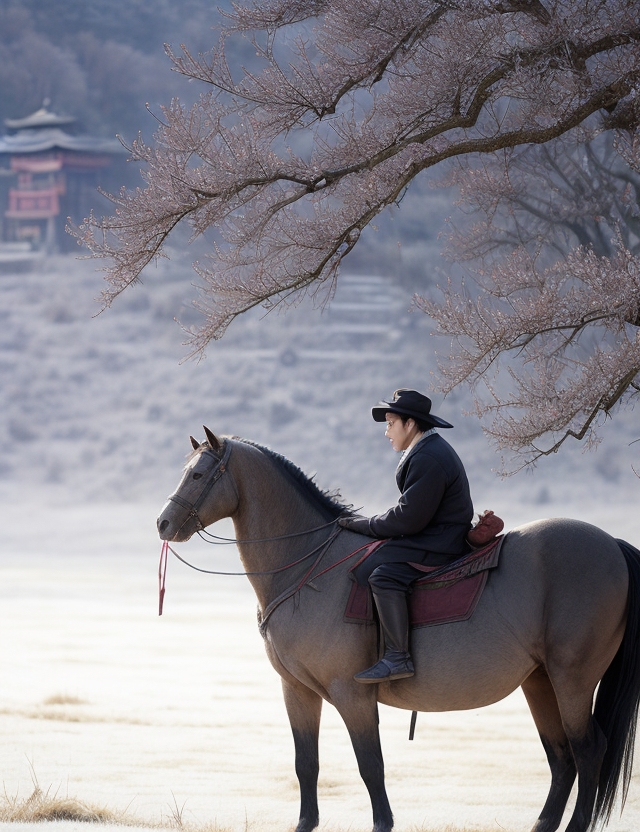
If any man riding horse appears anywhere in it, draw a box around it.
[338,388,473,683]
[159,411,640,832]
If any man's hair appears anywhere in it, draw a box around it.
[397,413,433,433]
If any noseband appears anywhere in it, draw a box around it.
[167,441,233,533]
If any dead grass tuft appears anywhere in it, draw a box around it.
[0,784,117,823]
[157,793,236,832]
[0,767,236,830]
[42,692,89,706]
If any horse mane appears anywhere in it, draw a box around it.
[231,437,352,520]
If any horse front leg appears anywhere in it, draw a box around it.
[281,677,323,832]
[331,683,394,832]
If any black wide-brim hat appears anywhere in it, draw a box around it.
[371,388,453,429]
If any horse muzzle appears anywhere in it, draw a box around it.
[157,498,202,542]
[157,516,174,540]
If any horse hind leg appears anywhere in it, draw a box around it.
[281,677,323,832]
[547,670,607,832]
[522,667,577,832]
[564,721,607,832]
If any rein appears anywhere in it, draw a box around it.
[164,528,341,578]
[196,518,340,545]
[158,530,378,619]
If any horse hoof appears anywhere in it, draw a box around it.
[294,817,319,832]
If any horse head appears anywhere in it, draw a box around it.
[156,427,238,542]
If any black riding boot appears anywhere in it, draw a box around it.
[354,588,414,683]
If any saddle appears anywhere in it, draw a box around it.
[344,535,505,627]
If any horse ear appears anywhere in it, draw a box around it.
[203,425,221,452]
[189,435,200,451]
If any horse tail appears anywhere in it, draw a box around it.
[592,538,640,826]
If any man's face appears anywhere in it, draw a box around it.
[384,412,419,452]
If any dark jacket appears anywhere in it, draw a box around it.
[367,432,473,555]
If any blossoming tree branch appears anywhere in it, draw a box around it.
[76,0,640,468]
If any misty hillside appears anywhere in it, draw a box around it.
[0,0,232,140]
[2,246,639,537]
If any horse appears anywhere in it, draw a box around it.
[156,428,640,832]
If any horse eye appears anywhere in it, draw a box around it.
[193,472,203,480]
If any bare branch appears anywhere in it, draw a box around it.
[75,0,640,349]
[421,215,640,470]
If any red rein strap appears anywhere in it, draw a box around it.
[157,535,385,617]
[159,540,169,616]
[312,539,386,580]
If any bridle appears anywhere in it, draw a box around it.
[165,440,344,544]
[159,439,358,618]
[166,441,233,536]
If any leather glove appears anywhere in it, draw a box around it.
[338,515,376,536]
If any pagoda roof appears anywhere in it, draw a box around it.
[4,106,77,131]
[0,127,125,156]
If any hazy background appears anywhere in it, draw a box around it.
[2,244,639,523]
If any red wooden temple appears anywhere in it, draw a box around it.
[0,105,127,252]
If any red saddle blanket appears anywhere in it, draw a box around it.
[344,536,505,627]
